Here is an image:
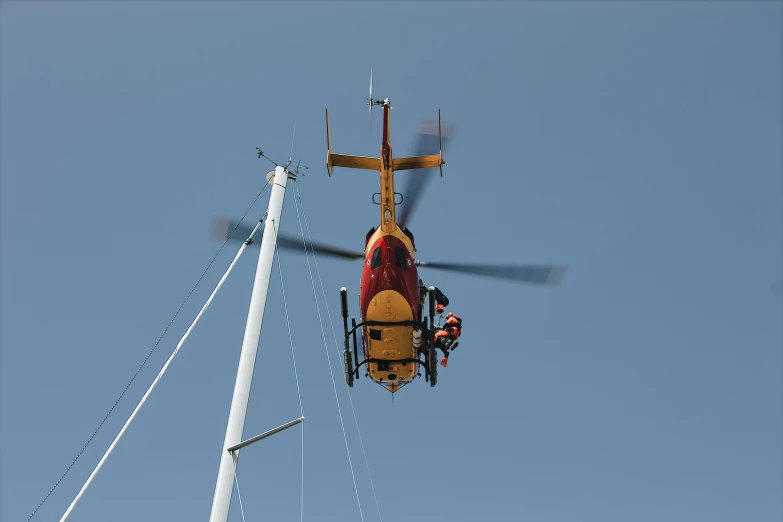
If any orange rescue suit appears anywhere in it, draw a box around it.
[434,313,462,346]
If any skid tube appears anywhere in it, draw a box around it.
[344,328,438,385]
[340,287,440,387]
[340,287,438,388]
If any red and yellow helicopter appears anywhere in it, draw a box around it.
[211,75,567,394]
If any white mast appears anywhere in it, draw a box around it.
[208,164,289,522]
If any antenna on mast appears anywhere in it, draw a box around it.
[287,121,296,168]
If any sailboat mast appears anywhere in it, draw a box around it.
[208,164,289,522]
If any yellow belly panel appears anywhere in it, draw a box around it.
[365,290,417,384]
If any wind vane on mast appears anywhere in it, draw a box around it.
[255,124,307,179]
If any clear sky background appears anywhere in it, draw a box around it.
[1,2,781,522]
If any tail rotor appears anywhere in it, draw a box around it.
[368,69,373,134]
[438,108,444,177]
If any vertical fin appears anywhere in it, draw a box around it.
[326,109,333,176]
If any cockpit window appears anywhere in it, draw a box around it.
[365,226,376,247]
[395,246,407,270]
[371,246,382,270]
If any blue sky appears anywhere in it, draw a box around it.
[1,2,781,521]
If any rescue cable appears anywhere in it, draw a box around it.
[292,180,384,522]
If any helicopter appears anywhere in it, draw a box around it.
[210,74,567,394]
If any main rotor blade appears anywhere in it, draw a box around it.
[276,236,365,260]
[397,119,455,229]
[415,260,568,286]
[209,216,258,243]
[210,216,364,261]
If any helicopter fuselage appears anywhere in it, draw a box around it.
[327,97,446,393]
[215,83,565,396]
[358,102,423,392]
[359,227,421,392]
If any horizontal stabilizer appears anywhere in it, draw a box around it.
[392,154,443,171]
[329,154,380,171]
[327,107,380,175]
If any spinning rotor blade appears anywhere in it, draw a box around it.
[209,216,257,243]
[276,236,365,260]
[397,119,455,229]
[210,216,365,261]
[415,260,568,286]
[368,68,373,134]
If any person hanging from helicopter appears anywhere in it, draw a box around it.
[434,311,462,367]
[434,311,462,350]
[417,281,461,366]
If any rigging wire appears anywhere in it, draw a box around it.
[231,454,248,522]
[25,183,269,522]
[292,180,384,522]
[58,217,264,522]
[271,218,305,522]
[290,180,365,522]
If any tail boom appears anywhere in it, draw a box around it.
[325,103,446,236]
